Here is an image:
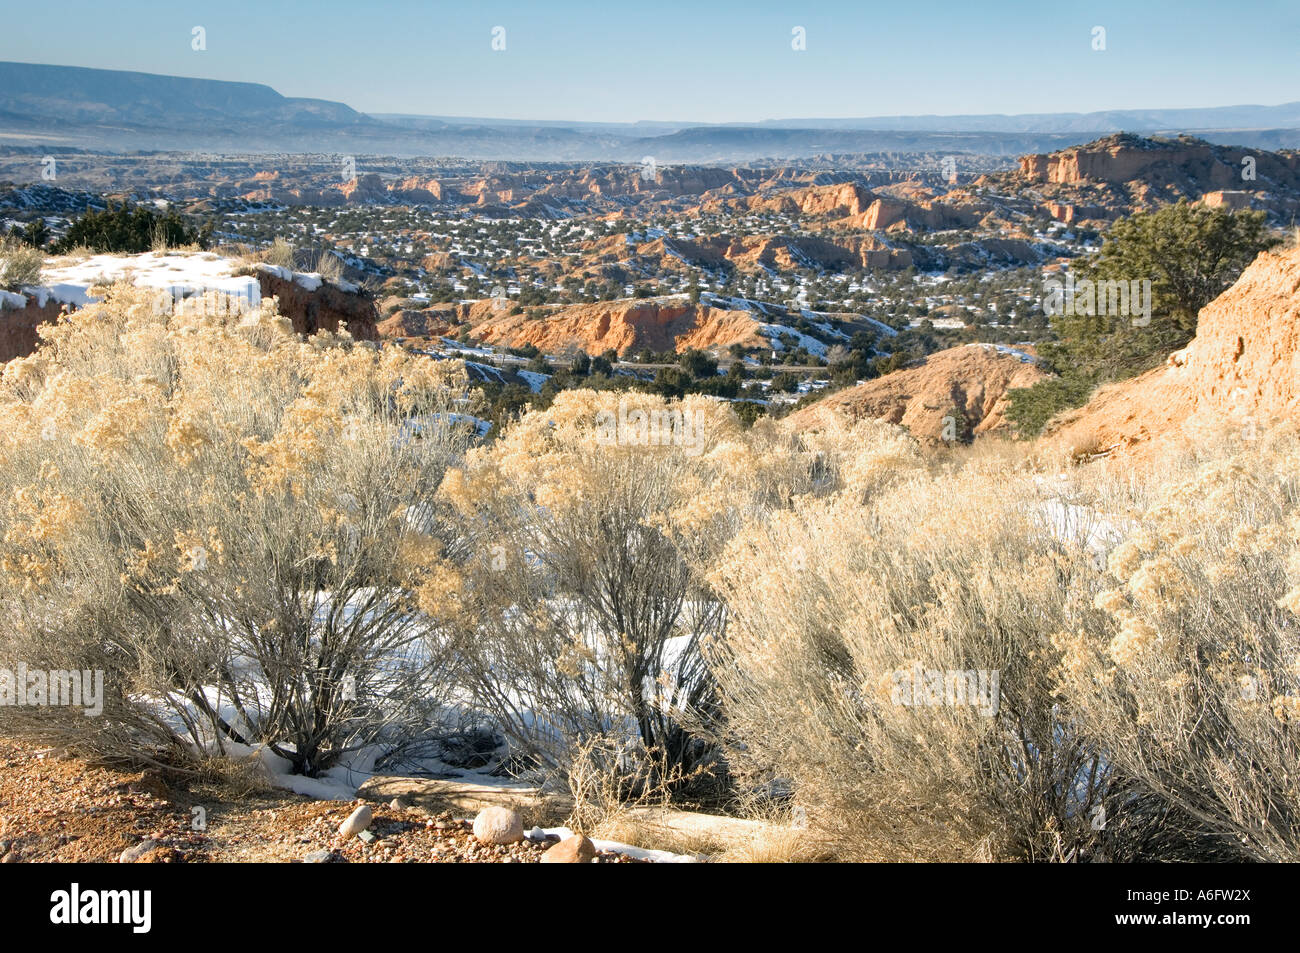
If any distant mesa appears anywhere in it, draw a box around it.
[2,62,1299,158]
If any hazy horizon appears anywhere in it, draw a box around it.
[3,0,1298,124]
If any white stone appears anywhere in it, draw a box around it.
[338,804,373,839]
[472,806,523,845]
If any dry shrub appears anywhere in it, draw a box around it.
[0,283,476,775]
[711,417,1300,861]
[708,425,1124,862]
[0,238,43,291]
[441,390,830,790]
[1054,427,1300,861]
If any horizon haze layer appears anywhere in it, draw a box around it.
[1,0,1297,123]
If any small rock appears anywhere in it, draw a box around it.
[524,826,549,842]
[472,806,523,845]
[1,851,18,864]
[119,839,159,863]
[338,804,373,840]
[390,797,408,810]
[541,833,597,864]
[303,850,336,863]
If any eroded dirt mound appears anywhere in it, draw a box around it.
[254,269,379,341]
[786,343,1048,444]
[1044,244,1300,458]
[376,307,458,339]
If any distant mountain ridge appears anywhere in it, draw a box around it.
[0,61,370,128]
[2,61,1298,160]
[749,103,1300,133]
[381,104,1300,135]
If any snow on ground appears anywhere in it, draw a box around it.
[758,323,830,357]
[969,342,1039,364]
[698,290,897,339]
[436,337,497,359]
[3,252,363,314]
[33,251,261,308]
[535,827,700,863]
[255,262,359,294]
[1036,485,1130,562]
[404,413,493,439]
[517,369,550,393]
[807,317,850,341]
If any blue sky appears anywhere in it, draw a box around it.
[2,0,1297,123]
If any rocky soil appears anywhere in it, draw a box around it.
[0,738,643,864]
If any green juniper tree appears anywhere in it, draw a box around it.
[1008,202,1277,436]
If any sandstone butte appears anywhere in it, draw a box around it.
[785,343,1049,444]
[1007,133,1300,226]
[1015,133,1299,189]
[1044,243,1300,461]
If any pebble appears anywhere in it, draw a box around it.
[338,804,373,840]
[119,839,159,863]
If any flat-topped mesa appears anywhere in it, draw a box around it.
[1017,133,1300,189]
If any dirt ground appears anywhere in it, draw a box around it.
[0,738,641,863]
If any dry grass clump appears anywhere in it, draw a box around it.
[716,824,821,864]
[0,238,43,291]
[261,237,296,269]
[563,734,723,855]
[192,752,277,798]
[314,250,344,280]
[0,283,477,774]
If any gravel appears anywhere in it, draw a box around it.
[0,738,644,864]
